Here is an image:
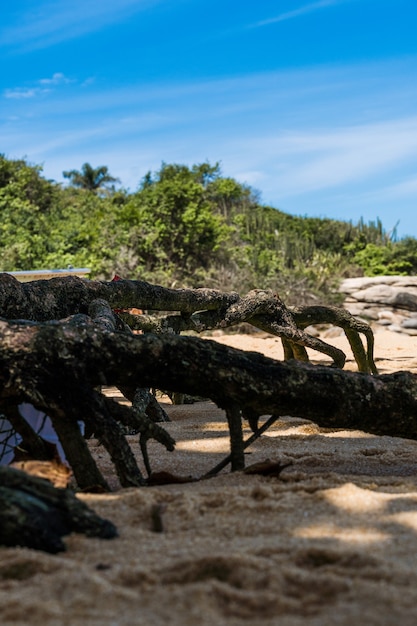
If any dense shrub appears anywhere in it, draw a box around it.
[0,155,414,305]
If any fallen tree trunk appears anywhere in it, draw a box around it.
[0,272,238,320]
[1,316,417,479]
[2,274,399,552]
[0,273,377,372]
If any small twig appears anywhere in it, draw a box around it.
[226,404,245,471]
[140,433,152,477]
[203,414,280,478]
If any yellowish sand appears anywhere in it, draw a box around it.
[2,328,417,625]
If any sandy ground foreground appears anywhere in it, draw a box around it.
[2,328,417,625]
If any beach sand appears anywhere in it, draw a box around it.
[2,328,417,625]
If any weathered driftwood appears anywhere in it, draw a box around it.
[0,466,117,553]
[290,304,377,374]
[0,273,376,372]
[1,274,394,552]
[0,272,237,320]
[121,295,377,374]
[1,315,417,483]
[119,290,377,373]
[0,298,175,491]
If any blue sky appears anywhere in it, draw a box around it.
[1,0,417,237]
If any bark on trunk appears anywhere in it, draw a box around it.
[0,273,237,320]
[0,273,376,372]
[0,273,402,491]
[1,318,417,471]
[0,466,117,553]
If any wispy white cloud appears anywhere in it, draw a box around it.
[223,116,417,198]
[388,176,417,196]
[31,114,417,202]
[365,175,417,201]
[284,119,417,185]
[0,60,383,129]
[249,0,345,29]
[2,58,417,235]
[0,0,163,51]
[3,72,73,100]
[39,72,72,86]
[4,87,50,99]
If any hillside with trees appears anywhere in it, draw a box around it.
[1,154,417,305]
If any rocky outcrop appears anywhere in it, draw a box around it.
[340,276,417,335]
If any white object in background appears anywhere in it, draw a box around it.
[0,404,84,465]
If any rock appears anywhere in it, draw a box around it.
[341,276,417,292]
[304,325,320,337]
[402,328,417,336]
[392,292,417,310]
[387,324,403,333]
[323,326,344,338]
[342,302,382,319]
[349,286,417,310]
[378,310,395,320]
[350,285,396,303]
[340,275,417,335]
[401,318,417,329]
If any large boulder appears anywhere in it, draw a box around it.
[340,276,417,335]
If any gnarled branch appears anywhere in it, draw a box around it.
[0,317,416,482]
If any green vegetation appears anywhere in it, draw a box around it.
[0,154,415,305]
[62,163,120,192]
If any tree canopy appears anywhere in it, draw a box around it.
[1,154,416,306]
[62,162,120,192]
